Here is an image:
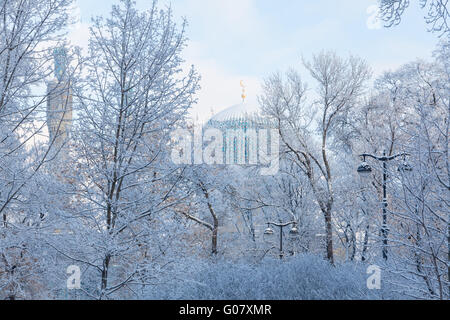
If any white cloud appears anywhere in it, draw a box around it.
[366,4,382,30]
[169,0,265,123]
[67,3,90,52]
[68,23,90,52]
[184,41,261,123]
[171,0,264,47]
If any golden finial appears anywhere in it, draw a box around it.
[240,80,246,102]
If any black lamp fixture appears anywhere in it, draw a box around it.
[264,224,274,235]
[264,220,298,259]
[356,151,412,260]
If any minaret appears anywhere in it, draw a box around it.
[46,47,73,150]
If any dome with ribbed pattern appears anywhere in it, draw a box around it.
[209,102,260,123]
[204,102,274,165]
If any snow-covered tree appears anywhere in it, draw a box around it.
[347,40,449,299]
[383,44,448,299]
[54,0,199,299]
[0,0,75,300]
[259,52,371,264]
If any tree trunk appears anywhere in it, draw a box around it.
[212,217,218,255]
[350,230,356,261]
[100,254,111,298]
[325,210,334,264]
[201,184,219,256]
[362,224,370,262]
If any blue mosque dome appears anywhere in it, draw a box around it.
[206,101,273,130]
[205,101,274,165]
[208,102,260,124]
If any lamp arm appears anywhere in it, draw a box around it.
[388,153,410,161]
[359,153,380,161]
[267,221,297,228]
[359,153,410,162]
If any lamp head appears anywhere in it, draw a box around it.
[398,161,413,173]
[264,224,274,236]
[289,225,299,237]
[357,161,372,177]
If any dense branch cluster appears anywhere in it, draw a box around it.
[379,0,449,36]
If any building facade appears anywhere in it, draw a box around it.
[205,101,274,165]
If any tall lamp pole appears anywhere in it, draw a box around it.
[264,221,299,259]
[357,151,412,260]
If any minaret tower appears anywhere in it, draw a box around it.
[46,47,73,149]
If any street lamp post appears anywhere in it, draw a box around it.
[357,151,412,261]
[264,221,299,259]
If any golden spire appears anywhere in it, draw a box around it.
[240,80,246,102]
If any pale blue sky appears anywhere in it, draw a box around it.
[72,0,439,120]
